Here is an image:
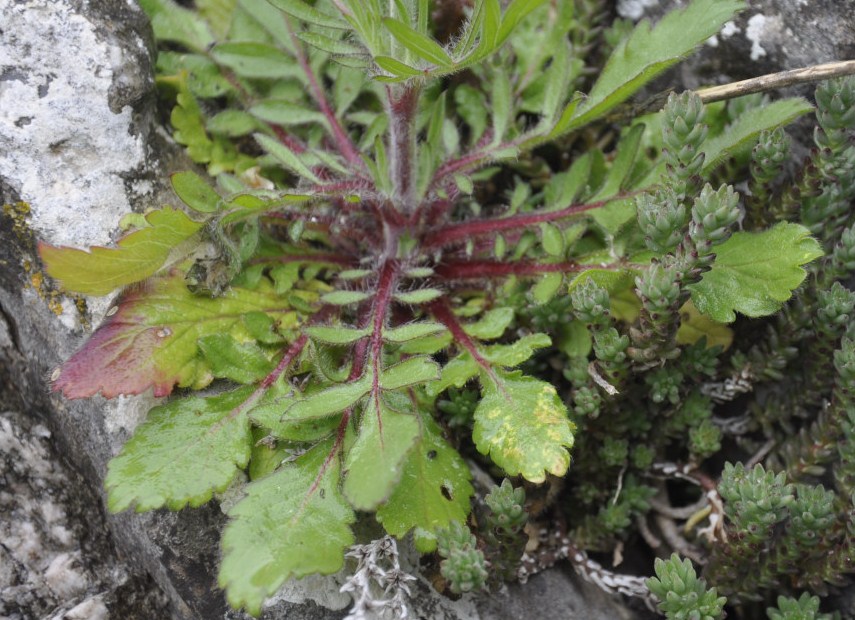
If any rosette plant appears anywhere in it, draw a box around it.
[38,0,833,614]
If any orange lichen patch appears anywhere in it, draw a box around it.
[3,202,88,322]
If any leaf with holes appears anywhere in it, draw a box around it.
[473,370,575,483]
[376,414,473,552]
[52,271,297,398]
[219,439,355,616]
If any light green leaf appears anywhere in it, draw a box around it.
[343,402,419,510]
[320,290,371,305]
[384,322,446,342]
[171,172,221,214]
[138,0,214,52]
[540,223,564,257]
[266,0,346,29]
[676,300,733,350]
[39,208,202,295]
[395,288,443,304]
[482,333,552,366]
[376,415,473,552]
[689,223,824,323]
[473,370,575,483]
[198,334,274,383]
[306,325,370,344]
[249,100,327,126]
[491,69,512,143]
[381,357,440,389]
[531,272,563,305]
[255,133,321,183]
[211,42,293,78]
[219,440,354,616]
[105,387,254,512]
[383,18,452,67]
[702,98,813,172]
[297,31,364,56]
[426,356,478,397]
[285,375,372,420]
[464,307,515,340]
[555,0,744,135]
[375,56,423,78]
[497,0,548,46]
[207,109,258,136]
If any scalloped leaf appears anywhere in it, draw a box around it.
[219,439,354,616]
[105,387,255,512]
[52,271,297,398]
[39,208,203,295]
[688,223,824,323]
[376,414,473,552]
[473,370,575,483]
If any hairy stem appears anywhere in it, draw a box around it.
[387,84,421,213]
[435,259,590,279]
[428,297,498,383]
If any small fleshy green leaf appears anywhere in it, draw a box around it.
[39,208,202,295]
[306,325,371,344]
[343,401,420,510]
[395,288,443,304]
[285,375,372,420]
[105,387,254,512]
[219,440,354,616]
[381,357,440,389]
[376,414,473,552]
[321,290,371,305]
[689,222,824,323]
[384,322,446,342]
[383,18,452,67]
[171,171,221,213]
[198,334,274,383]
[473,370,575,483]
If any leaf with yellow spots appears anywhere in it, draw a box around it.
[676,300,733,350]
[473,370,575,483]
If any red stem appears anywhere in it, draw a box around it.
[435,259,590,280]
[421,195,636,249]
[271,124,308,154]
[283,15,363,169]
[427,297,498,383]
[368,260,400,438]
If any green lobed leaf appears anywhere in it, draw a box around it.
[105,387,255,512]
[376,414,473,552]
[395,288,443,304]
[473,370,575,483]
[464,307,515,340]
[219,439,355,616]
[482,333,552,366]
[320,290,371,305]
[375,56,422,78]
[51,271,297,398]
[39,208,203,296]
[255,133,322,183]
[343,400,420,510]
[138,0,214,52]
[266,0,346,29]
[689,222,824,323]
[249,100,327,126]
